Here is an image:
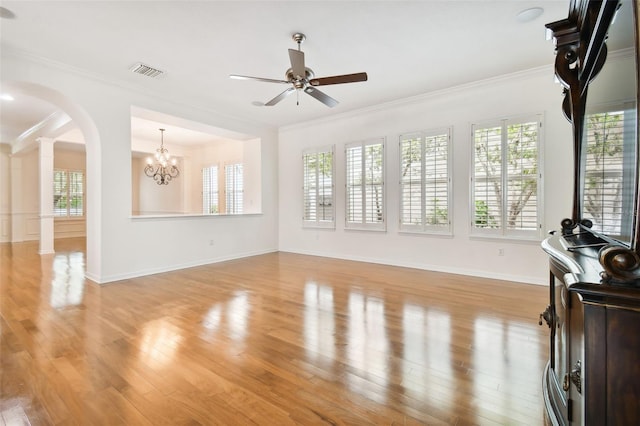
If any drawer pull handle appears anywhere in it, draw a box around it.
[562,360,582,394]
[570,360,582,394]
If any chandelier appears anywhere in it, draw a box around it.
[145,128,179,185]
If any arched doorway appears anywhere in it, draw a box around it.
[2,81,102,280]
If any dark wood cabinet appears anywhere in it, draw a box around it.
[542,235,640,425]
[543,0,640,424]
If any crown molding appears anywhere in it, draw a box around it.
[280,65,556,134]
[1,46,276,135]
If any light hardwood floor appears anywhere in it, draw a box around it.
[1,238,549,425]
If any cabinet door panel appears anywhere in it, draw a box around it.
[584,305,606,425]
[606,308,640,425]
[568,292,584,424]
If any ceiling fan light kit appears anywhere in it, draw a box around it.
[230,33,367,108]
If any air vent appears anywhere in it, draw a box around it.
[130,62,164,78]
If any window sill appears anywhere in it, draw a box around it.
[130,212,263,220]
[303,222,336,230]
[399,230,453,238]
[344,226,387,233]
[469,233,542,244]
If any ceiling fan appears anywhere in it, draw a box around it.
[229,33,368,108]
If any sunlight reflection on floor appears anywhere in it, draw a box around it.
[49,252,85,308]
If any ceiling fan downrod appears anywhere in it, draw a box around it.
[292,33,306,51]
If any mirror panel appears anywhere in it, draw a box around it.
[580,0,637,245]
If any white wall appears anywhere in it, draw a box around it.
[132,156,186,215]
[3,46,627,285]
[131,136,262,216]
[278,67,575,285]
[190,138,262,214]
[2,49,279,283]
[6,147,40,242]
[243,138,262,214]
[0,144,88,242]
[0,144,11,242]
[131,136,196,215]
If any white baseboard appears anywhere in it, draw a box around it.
[92,247,278,285]
[279,248,547,286]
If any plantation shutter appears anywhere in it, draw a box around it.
[345,139,385,230]
[424,133,450,228]
[473,124,503,231]
[583,110,627,235]
[225,163,243,214]
[303,147,334,227]
[69,171,84,217]
[346,144,363,224]
[400,129,451,233]
[53,169,85,217]
[53,170,67,217]
[303,153,317,221]
[506,121,538,231]
[202,166,219,214]
[472,115,541,238]
[400,135,422,227]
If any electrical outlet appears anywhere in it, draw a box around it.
[498,248,504,256]
[209,239,215,246]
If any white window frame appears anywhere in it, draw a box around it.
[345,138,386,231]
[202,164,220,214]
[53,169,85,218]
[303,145,335,229]
[399,127,453,235]
[470,114,543,240]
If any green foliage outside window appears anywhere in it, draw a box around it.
[473,120,538,232]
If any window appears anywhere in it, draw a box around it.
[471,115,542,238]
[399,128,452,234]
[303,146,335,228]
[225,163,243,214]
[583,106,636,236]
[202,165,219,214]
[53,169,84,217]
[345,138,385,230]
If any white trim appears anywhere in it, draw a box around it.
[2,46,272,136]
[281,65,555,133]
[278,249,547,286]
[89,247,278,285]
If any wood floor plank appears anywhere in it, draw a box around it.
[1,238,549,425]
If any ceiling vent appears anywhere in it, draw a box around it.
[130,62,164,78]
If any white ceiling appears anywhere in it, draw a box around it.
[0,1,579,147]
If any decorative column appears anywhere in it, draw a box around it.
[38,137,55,254]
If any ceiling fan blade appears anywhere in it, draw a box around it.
[304,86,339,108]
[309,72,368,86]
[265,87,296,106]
[229,74,289,84]
[288,49,306,80]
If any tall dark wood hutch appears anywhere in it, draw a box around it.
[541,0,640,424]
